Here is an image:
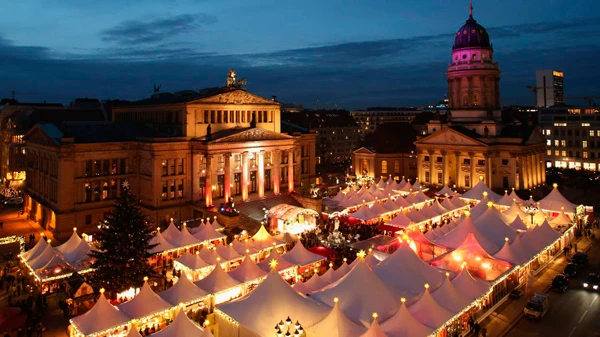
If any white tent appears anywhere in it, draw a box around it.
[424,230,440,241]
[369,202,389,218]
[333,262,352,280]
[274,232,299,244]
[406,210,428,224]
[431,274,473,313]
[230,239,258,256]
[57,232,91,266]
[451,268,490,301]
[257,249,295,272]
[502,201,529,223]
[282,241,326,267]
[449,196,466,209]
[418,205,439,220]
[430,200,449,215]
[534,220,562,244]
[21,237,48,262]
[401,181,413,193]
[292,281,314,295]
[28,244,68,270]
[509,189,525,204]
[377,178,387,189]
[198,248,223,266]
[371,189,387,200]
[414,190,431,203]
[192,224,227,244]
[194,263,241,295]
[210,218,225,232]
[247,225,284,251]
[349,206,377,222]
[118,281,172,320]
[461,180,502,202]
[360,317,388,337]
[381,199,398,214]
[435,214,501,255]
[303,273,330,292]
[386,212,414,229]
[309,298,367,337]
[468,195,491,220]
[397,178,408,189]
[381,298,433,337]
[538,184,578,213]
[390,179,402,191]
[357,186,369,197]
[441,198,458,211]
[473,207,518,250]
[496,190,514,207]
[412,179,422,191]
[158,272,209,307]
[152,308,214,337]
[437,185,456,197]
[373,242,446,297]
[509,216,528,231]
[150,231,176,254]
[127,326,143,337]
[227,254,267,284]
[320,266,339,284]
[393,196,412,209]
[175,251,212,271]
[70,292,130,336]
[215,244,242,262]
[550,208,572,226]
[311,261,400,324]
[171,225,201,248]
[404,194,420,206]
[161,221,181,244]
[216,270,328,337]
[493,239,530,265]
[408,286,455,329]
[510,233,537,261]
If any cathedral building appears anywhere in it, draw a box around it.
[414,5,546,191]
[23,72,317,238]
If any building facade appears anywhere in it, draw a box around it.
[414,6,546,191]
[350,107,421,135]
[539,106,600,171]
[536,70,564,108]
[23,80,316,239]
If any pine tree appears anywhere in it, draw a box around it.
[90,181,157,294]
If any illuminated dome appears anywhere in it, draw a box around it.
[452,15,491,51]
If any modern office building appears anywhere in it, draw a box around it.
[539,106,600,171]
[536,70,565,108]
[350,107,421,135]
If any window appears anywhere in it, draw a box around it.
[437,172,443,184]
[583,152,589,159]
[265,152,272,165]
[554,150,560,156]
[597,130,600,137]
[502,159,509,166]
[592,152,596,159]
[546,140,551,146]
[102,182,108,200]
[170,180,175,199]
[223,110,228,123]
[120,159,126,174]
[561,140,566,147]
[465,175,470,188]
[111,159,117,174]
[583,141,588,148]
[169,160,175,175]
[436,157,443,163]
[590,130,595,137]
[204,110,209,123]
[263,111,268,122]
[381,160,388,174]
[94,161,100,176]
[463,158,471,165]
[217,111,222,123]
[425,171,430,183]
[85,215,92,225]
[547,150,552,156]
[394,160,400,172]
[211,111,215,123]
[84,183,92,202]
[85,161,92,177]
[424,156,430,162]
[554,140,559,147]
[162,160,168,176]
[236,111,240,123]
[178,179,184,198]
[477,159,485,166]
[162,181,168,200]
[177,159,184,174]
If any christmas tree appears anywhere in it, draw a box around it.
[90,180,157,293]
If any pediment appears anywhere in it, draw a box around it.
[191,89,279,105]
[525,127,546,145]
[353,147,375,155]
[211,128,294,143]
[23,124,62,146]
[415,128,486,147]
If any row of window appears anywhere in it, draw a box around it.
[85,159,127,177]
[548,139,600,149]
[422,156,489,166]
[27,153,59,178]
[200,110,273,124]
[424,171,473,187]
[83,180,123,203]
[552,161,597,171]
[548,149,600,160]
[162,179,184,200]
[545,129,600,137]
[162,159,184,176]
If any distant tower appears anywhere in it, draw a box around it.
[446,1,500,121]
[535,70,564,107]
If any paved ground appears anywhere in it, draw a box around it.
[477,228,598,337]
[0,207,56,243]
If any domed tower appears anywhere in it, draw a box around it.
[447,3,500,121]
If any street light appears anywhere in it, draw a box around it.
[525,204,537,226]
[274,317,305,337]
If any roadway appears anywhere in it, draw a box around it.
[507,234,600,337]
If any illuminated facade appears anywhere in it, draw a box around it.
[536,70,564,108]
[23,76,316,238]
[415,5,546,191]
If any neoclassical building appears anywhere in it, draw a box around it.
[23,74,316,238]
[414,6,546,191]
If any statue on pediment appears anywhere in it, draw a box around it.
[226,68,247,88]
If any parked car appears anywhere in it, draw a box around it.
[524,293,549,319]
[3,197,23,206]
[563,263,578,278]
[583,273,600,291]
[551,274,569,292]
[572,252,589,267]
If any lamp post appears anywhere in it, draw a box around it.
[525,204,537,226]
[274,317,305,337]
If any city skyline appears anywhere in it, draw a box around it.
[1,0,599,108]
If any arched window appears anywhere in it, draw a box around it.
[381,160,388,174]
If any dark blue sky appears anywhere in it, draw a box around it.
[1,0,599,108]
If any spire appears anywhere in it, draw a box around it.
[469,0,473,16]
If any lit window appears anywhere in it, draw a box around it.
[582,123,590,127]
[547,150,552,156]
[583,152,589,159]
[561,151,566,157]
[583,141,588,148]
[561,140,566,147]
[554,140,559,147]
[590,130,595,137]
[546,140,551,146]
[381,160,388,174]
[554,150,560,156]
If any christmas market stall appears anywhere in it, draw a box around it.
[267,204,319,234]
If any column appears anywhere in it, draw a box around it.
[257,150,265,198]
[537,152,544,186]
[522,154,531,189]
[192,154,200,202]
[484,153,492,189]
[469,152,476,188]
[540,152,547,184]
[454,151,461,188]
[417,152,424,183]
[288,149,294,193]
[223,153,231,202]
[441,151,448,186]
[241,151,249,201]
[205,155,213,207]
[528,153,536,187]
[273,150,281,195]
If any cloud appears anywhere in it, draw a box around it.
[101,13,217,45]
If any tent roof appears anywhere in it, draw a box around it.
[118,282,172,320]
[550,209,572,226]
[412,179,422,191]
[369,202,390,217]
[227,255,267,284]
[257,249,295,272]
[414,190,431,203]
[210,218,224,232]
[161,221,181,244]
[510,234,537,261]
[158,273,209,306]
[152,308,214,337]
[349,205,377,221]
[28,244,64,270]
[56,231,83,255]
[473,207,518,250]
[319,266,339,284]
[496,190,514,207]
[403,193,419,206]
[502,201,529,223]
[274,232,299,244]
[309,299,367,337]
[493,240,530,265]
[267,204,319,220]
[215,244,242,262]
[469,196,491,220]
[149,231,176,254]
[431,275,473,313]
[509,189,525,204]
[520,229,548,252]
[21,237,48,262]
[303,273,330,292]
[408,287,455,329]
[535,220,562,245]
[247,225,284,250]
[282,241,326,267]
[373,242,446,297]
[192,224,226,243]
[461,180,502,202]
[217,270,328,337]
[418,205,439,219]
[441,198,457,211]
[71,293,130,336]
[434,215,501,255]
[406,210,428,224]
[176,251,211,271]
[386,212,414,228]
[437,185,456,197]
[539,184,578,213]
[61,239,91,265]
[311,261,400,324]
[451,268,490,301]
[397,178,407,189]
[34,254,76,280]
[381,300,433,337]
[230,239,258,255]
[194,264,241,294]
[360,318,388,337]
[198,248,222,265]
[430,200,449,215]
[450,196,466,209]
[292,280,314,295]
[333,262,352,280]
[509,216,528,231]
